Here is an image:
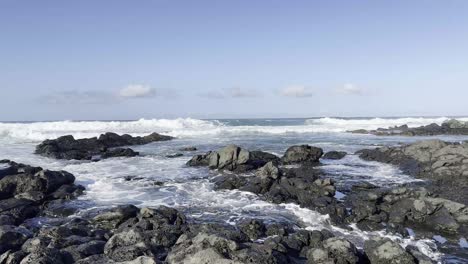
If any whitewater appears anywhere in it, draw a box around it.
[2,116,468,263]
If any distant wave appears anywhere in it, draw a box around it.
[304,117,468,132]
[0,118,223,142]
[1,117,468,142]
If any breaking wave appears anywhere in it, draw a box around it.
[1,116,467,142]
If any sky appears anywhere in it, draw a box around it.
[1,0,468,121]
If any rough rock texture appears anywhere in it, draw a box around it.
[35,132,173,161]
[282,145,323,164]
[0,160,84,224]
[0,160,437,263]
[349,119,468,136]
[103,206,187,262]
[357,139,468,203]
[344,185,468,236]
[214,163,347,224]
[364,238,416,264]
[187,145,280,172]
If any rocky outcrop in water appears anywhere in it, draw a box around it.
[0,160,84,225]
[214,162,347,224]
[344,185,468,237]
[187,144,280,172]
[349,119,468,136]
[323,151,347,160]
[187,144,330,172]
[35,132,173,161]
[281,145,324,164]
[357,139,468,203]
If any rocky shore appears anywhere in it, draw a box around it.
[357,139,468,203]
[35,132,173,161]
[349,119,468,136]
[3,134,468,263]
[0,159,438,264]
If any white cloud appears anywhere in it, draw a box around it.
[119,84,156,98]
[337,83,364,95]
[280,85,313,98]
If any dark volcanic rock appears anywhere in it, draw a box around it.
[214,163,347,224]
[187,145,280,172]
[357,139,468,203]
[344,185,468,236]
[103,206,187,262]
[323,151,347,160]
[35,132,173,161]
[0,160,83,224]
[282,145,323,164]
[364,237,416,264]
[349,119,468,136]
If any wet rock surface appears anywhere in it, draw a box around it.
[187,144,280,172]
[357,139,468,203]
[214,163,347,224]
[0,159,448,263]
[0,160,84,224]
[35,132,173,161]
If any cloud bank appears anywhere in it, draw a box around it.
[336,83,364,95]
[119,84,156,98]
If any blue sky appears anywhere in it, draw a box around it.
[1,0,468,121]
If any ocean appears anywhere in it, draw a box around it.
[1,117,468,262]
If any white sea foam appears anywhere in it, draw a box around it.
[1,117,467,142]
[304,117,468,132]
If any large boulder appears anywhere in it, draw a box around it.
[104,206,186,262]
[345,185,468,236]
[306,237,360,264]
[35,132,173,161]
[0,225,32,254]
[0,161,83,224]
[187,145,280,172]
[282,145,323,164]
[364,238,415,264]
[357,139,468,203]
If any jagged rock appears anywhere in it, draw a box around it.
[255,161,280,179]
[187,145,279,172]
[238,219,265,240]
[0,225,32,254]
[282,145,323,164]
[0,250,28,264]
[35,132,173,161]
[364,238,415,264]
[94,205,139,229]
[0,161,83,225]
[19,248,69,264]
[214,166,346,224]
[358,140,468,202]
[104,206,186,262]
[306,237,360,264]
